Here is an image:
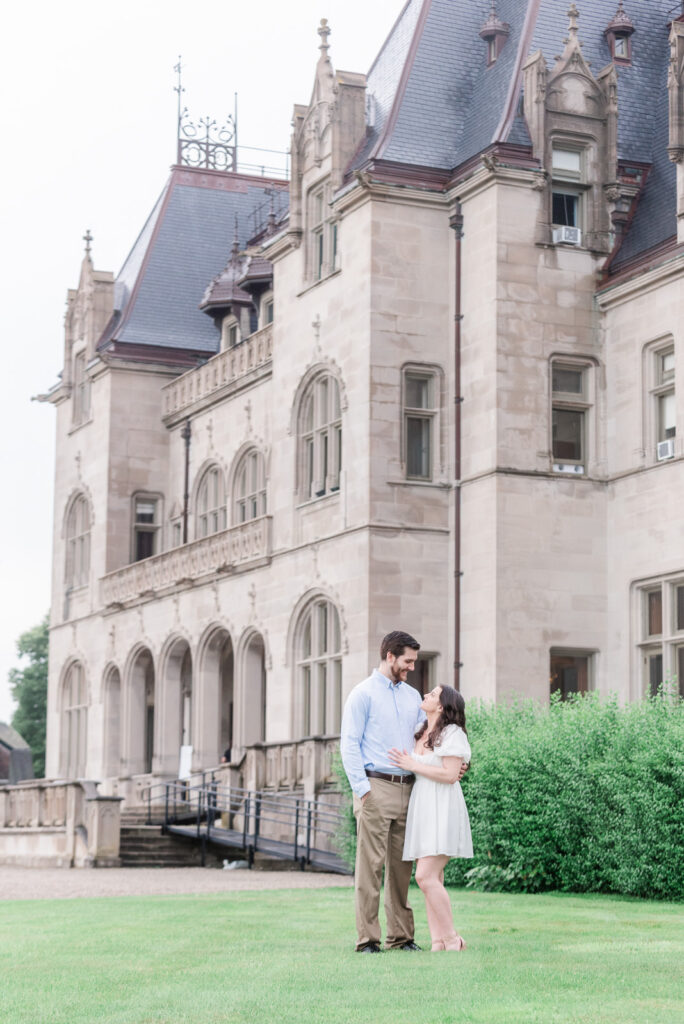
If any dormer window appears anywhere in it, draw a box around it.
[605,2,634,66]
[551,146,585,235]
[261,292,274,327]
[222,315,240,350]
[479,2,510,67]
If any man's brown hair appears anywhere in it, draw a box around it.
[380,630,420,661]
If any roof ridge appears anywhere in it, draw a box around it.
[492,0,540,145]
[367,0,433,164]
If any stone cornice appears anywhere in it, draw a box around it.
[447,161,542,205]
[597,249,684,310]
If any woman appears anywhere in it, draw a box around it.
[388,685,472,951]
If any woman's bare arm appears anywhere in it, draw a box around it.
[388,748,463,784]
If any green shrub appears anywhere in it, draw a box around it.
[335,692,684,900]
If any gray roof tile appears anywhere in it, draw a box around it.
[100,170,288,354]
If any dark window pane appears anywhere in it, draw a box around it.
[550,653,589,700]
[677,586,684,632]
[648,653,663,697]
[647,590,662,636]
[552,192,577,227]
[135,530,155,562]
[552,367,583,394]
[135,500,156,524]
[407,417,430,478]
[552,408,584,462]
[406,376,429,409]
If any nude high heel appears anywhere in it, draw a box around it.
[431,938,446,951]
[443,933,466,951]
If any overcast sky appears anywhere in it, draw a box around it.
[0,0,408,724]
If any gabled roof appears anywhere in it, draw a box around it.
[352,0,676,270]
[97,167,288,357]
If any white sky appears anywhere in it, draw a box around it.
[0,0,408,723]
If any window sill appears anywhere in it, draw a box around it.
[297,267,342,298]
[296,489,341,511]
[68,416,93,436]
[388,478,451,489]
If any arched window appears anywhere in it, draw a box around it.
[196,465,226,538]
[234,449,267,524]
[65,494,91,588]
[61,662,88,777]
[295,598,342,737]
[299,374,341,501]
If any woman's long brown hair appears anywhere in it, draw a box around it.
[415,685,467,750]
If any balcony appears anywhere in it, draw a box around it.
[162,323,273,424]
[101,516,272,608]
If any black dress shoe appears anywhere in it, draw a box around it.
[358,942,382,953]
[399,941,422,951]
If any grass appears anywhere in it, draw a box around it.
[3,885,684,1024]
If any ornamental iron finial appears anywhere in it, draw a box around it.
[318,18,331,56]
[175,58,238,172]
[83,229,93,257]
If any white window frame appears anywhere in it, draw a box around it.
[634,575,684,697]
[196,465,227,538]
[308,182,338,282]
[295,598,342,738]
[234,449,267,524]
[551,145,586,234]
[65,494,91,589]
[61,662,88,778]
[260,291,274,328]
[299,374,342,502]
[131,493,162,563]
[402,368,438,481]
[222,314,241,351]
[551,359,593,474]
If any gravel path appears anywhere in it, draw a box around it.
[0,866,353,901]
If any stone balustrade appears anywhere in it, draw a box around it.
[100,515,272,607]
[0,780,122,868]
[243,735,340,800]
[162,323,273,422]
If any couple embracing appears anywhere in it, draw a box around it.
[340,630,472,953]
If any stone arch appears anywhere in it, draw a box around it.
[237,628,268,746]
[102,662,122,779]
[158,634,194,776]
[288,359,348,437]
[195,623,236,767]
[287,590,344,739]
[58,658,89,778]
[123,644,156,777]
[228,442,270,526]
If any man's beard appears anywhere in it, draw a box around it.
[390,663,403,682]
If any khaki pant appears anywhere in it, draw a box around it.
[353,777,414,950]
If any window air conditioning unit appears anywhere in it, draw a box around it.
[552,226,582,246]
[553,463,585,475]
[656,439,675,461]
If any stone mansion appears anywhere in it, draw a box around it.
[42,0,684,801]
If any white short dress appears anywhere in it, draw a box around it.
[402,724,473,860]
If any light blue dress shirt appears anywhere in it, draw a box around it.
[340,669,426,798]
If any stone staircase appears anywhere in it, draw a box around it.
[119,810,205,868]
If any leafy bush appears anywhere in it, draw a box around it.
[336,692,684,900]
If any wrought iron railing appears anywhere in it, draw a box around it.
[161,779,351,874]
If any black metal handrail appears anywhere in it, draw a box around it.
[162,780,350,873]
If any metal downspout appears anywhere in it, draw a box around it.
[449,204,464,689]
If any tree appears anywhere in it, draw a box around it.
[9,614,49,779]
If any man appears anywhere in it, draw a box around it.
[340,630,425,953]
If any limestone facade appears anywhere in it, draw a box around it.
[41,3,684,801]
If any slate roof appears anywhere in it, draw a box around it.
[353,0,677,270]
[98,168,288,356]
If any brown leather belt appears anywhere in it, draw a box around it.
[366,770,414,785]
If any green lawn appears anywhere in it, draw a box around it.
[4,886,684,1024]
